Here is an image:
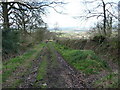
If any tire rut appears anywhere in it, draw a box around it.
[18,47,46,88]
[45,43,87,88]
[55,50,87,88]
[7,43,88,88]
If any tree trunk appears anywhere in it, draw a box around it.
[102,0,107,36]
[109,17,112,37]
[2,2,9,29]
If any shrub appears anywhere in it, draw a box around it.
[2,29,20,55]
[92,35,106,44]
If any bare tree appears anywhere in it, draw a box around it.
[0,0,65,30]
[75,0,117,36]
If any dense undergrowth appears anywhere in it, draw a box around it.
[53,42,109,75]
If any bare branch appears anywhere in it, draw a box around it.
[106,9,118,19]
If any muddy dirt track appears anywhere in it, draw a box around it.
[44,43,87,88]
[16,43,88,88]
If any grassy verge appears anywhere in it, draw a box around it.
[47,43,58,68]
[53,42,109,75]
[36,56,47,81]
[2,43,46,83]
[93,72,118,88]
[34,55,48,88]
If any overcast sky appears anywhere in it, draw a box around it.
[44,0,118,30]
[7,0,118,30]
